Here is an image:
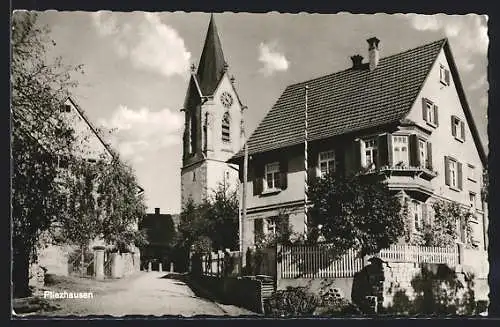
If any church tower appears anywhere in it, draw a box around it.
[181,14,244,208]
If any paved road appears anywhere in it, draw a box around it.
[42,271,255,317]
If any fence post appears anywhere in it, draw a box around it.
[275,244,281,282]
[159,262,163,272]
[147,261,152,272]
[93,246,105,281]
[218,250,224,278]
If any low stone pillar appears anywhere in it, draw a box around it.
[93,246,105,280]
[110,253,123,278]
[170,262,174,272]
[159,262,163,272]
[147,261,152,272]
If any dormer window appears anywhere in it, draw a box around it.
[422,98,439,127]
[222,112,230,143]
[439,64,450,86]
[451,115,465,142]
[60,104,71,113]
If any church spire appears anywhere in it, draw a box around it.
[197,13,227,96]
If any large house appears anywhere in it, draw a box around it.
[228,37,488,255]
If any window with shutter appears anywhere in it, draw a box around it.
[393,135,409,167]
[364,138,378,168]
[422,98,438,126]
[440,65,450,86]
[451,116,465,142]
[318,150,335,177]
[264,162,281,191]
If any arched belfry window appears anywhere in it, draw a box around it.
[222,111,230,143]
[190,111,197,152]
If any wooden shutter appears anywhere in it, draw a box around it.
[377,134,390,167]
[451,116,457,137]
[445,69,450,85]
[460,121,465,141]
[433,105,439,126]
[409,134,420,167]
[444,156,450,186]
[254,219,263,242]
[279,159,288,190]
[422,98,428,122]
[457,161,463,190]
[353,139,363,171]
[309,150,319,180]
[426,142,433,170]
[253,161,264,195]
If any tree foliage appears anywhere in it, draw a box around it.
[420,200,476,248]
[11,12,81,297]
[308,173,405,257]
[176,182,240,254]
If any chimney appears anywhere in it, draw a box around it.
[367,37,380,71]
[350,54,364,69]
[155,208,160,215]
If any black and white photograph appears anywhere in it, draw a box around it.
[11,10,490,318]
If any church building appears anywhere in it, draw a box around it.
[180,14,244,208]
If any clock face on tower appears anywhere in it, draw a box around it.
[220,91,233,108]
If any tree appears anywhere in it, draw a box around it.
[308,173,405,258]
[11,12,82,297]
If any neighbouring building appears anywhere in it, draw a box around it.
[34,96,144,278]
[228,38,488,258]
[139,208,176,269]
[180,14,243,209]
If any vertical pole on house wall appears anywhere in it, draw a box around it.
[304,85,309,240]
[241,106,248,267]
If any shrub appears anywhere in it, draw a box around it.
[314,287,361,316]
[264,287,319,317]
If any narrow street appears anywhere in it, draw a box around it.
[32,271,256,317]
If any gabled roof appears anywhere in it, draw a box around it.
[196,14,226,96]
[230,38,486,166]
[66,96,115,158]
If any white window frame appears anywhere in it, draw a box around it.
[419,139,427,168]
[467,164,476,182]
[423,99,438,127]
[318,150,336,178]
[265,217,277,236]
[440,65,450,86]
[449,158,458,188]
[265,162,280,191]
[392,135,409,167]
[364,138,378,168]
[452,116,465,141]
[412,200,423,230]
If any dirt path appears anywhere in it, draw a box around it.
[34,271,255,317]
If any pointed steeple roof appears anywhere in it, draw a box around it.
[196,14,226,96]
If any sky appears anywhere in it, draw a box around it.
[31,11,488,214]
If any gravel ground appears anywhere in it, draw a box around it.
[13,271,256,317]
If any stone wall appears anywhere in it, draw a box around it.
[108,251,140,278]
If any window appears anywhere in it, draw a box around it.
[364,138,378,168]
[222,112,230,143]
[319,150,336,177]
[60,104,71,113]
[412,201,423,230]
[467,164,476,182]
[393,135,409,167]
[440,64,450,86]
[449,159,458,188]
[190,112,197,152]
[265,162,281,191]
[57,156,69,169]
[193,171,196,181]
[422,98,439,126]
[265,217,277,236]
[451,116,465,141]
[469,192,477,211]
[419,139,427,168]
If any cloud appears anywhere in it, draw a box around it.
[258,42,289,76]
[91,12,191,77]
[99,106,183,162]
[407,14,488,72]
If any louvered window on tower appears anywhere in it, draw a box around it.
[222,112,230,143]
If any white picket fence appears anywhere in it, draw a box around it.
[278,244,459,279]
[376,244,458,266]
[279,245,363,279]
